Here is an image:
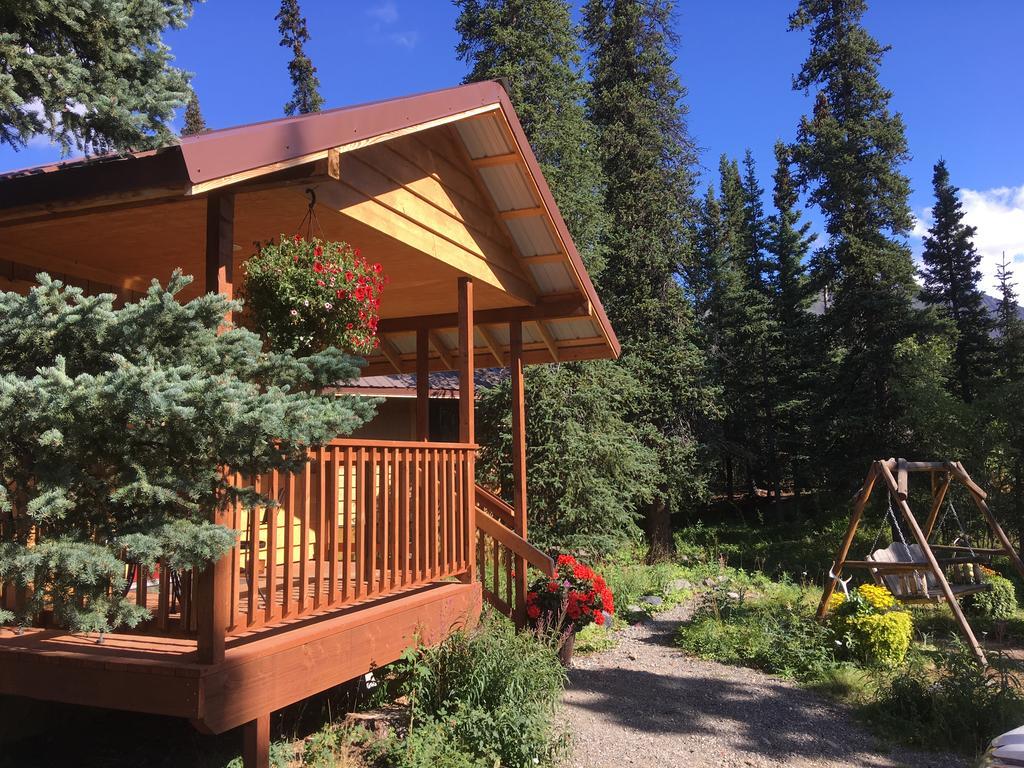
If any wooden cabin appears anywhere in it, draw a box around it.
[0,81,619,766]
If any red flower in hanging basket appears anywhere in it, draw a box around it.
[243,235,387,355]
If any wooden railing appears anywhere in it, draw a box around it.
[222,439,476,634]
[474,485,554,623]
[0,439,476,637]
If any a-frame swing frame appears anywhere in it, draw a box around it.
[818,458,1024,667]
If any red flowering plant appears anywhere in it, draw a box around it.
[242,235,388,354]
[526,554,614,633]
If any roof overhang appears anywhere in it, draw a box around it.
[0,81,619,371]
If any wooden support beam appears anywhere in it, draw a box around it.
[416,329,429,441]
[877,462,986,667]
[479,324,505,367]
[458,277,476,583]
[428,331,454,370]
[520,253,563,266]
[378,335,404,374]
[924,471,952,540]
[204,193,235,301]
[534,320,559,362]
[951,460,988,500]
[471,152,519,168]
[458,278,474,443]
[960,470,1024,584]
[242,713,270,768]
[499,206,545,220]
[896,458,908,501]
[197,193,234,666]
[817,463,878,619]
[377,296,589,334]
[510,320,528,627]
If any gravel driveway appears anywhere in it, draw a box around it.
[560,604,964,768]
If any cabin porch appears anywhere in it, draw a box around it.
[0,81,617,767]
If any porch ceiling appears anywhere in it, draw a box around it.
[0,81,619,373]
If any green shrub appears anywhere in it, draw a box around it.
[867,646,1024,755]
[575,620,618,654]
[385,614,567,768]
[677,593,837,682]
[965,574,1017,620]
[827,584,913,668]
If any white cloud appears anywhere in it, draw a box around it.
[367,1,398,24]
[913,184,1024,296]
[388,30,419,49]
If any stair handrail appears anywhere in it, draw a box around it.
[474,485,555,577]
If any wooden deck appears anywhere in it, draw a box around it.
[0,581,481,733]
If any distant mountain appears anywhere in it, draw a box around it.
[809,290,1024,326]
[981,292,1024,322]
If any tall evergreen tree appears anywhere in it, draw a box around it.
[181,91,207,136]
[919,159,993,402]
[455,0,655,550]
[789,0,937,480]
[697,156,778,501]
[767,140,817,495]
[739,149,771,292]
[584,0,716,552]
[995,253,1024,379]
[277,0,324,116]
[455,0,608,275]
[0,0,195,154]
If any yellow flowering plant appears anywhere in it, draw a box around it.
[827,583,912,668]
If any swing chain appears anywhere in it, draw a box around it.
[869,492,910,553]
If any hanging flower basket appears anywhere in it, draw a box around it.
[243,234,388,354]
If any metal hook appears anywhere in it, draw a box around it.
[305,187,317,210]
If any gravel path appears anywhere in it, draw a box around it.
[560,604,965,768]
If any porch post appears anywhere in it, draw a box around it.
[510,321,528,627]
[458,277,476,582]
[416,328,430,441]
[197,192,234,665]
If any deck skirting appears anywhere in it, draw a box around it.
[0,581,481,735]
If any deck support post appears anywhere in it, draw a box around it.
[458,277,476,582]
[197,192,234,665]
[510,320,528,627]
[416,328,430,441]
[242,713,270,768]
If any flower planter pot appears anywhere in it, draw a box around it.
[558,630,576,667]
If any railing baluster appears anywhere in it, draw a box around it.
[380,447,390,594]
[391,449,400,591]
[400,448,410,587]
[413,448,421,583]
[283,472,294,619]
[355,447,366,600]
[313,449,324,610]
[327,447,338,606]
[299,462,309,614]
[342,447,353,603]
[247,474,260,627]
[265,471,278,622]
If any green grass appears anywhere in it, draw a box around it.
[674,568,1024,758]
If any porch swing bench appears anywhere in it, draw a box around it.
[863,542,990,603]
[819,458,1024,667]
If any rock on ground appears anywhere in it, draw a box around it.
[559,604,964,768]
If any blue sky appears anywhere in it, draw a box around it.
[7,1,1023,292]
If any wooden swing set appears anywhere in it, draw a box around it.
[818,458,1024,667]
